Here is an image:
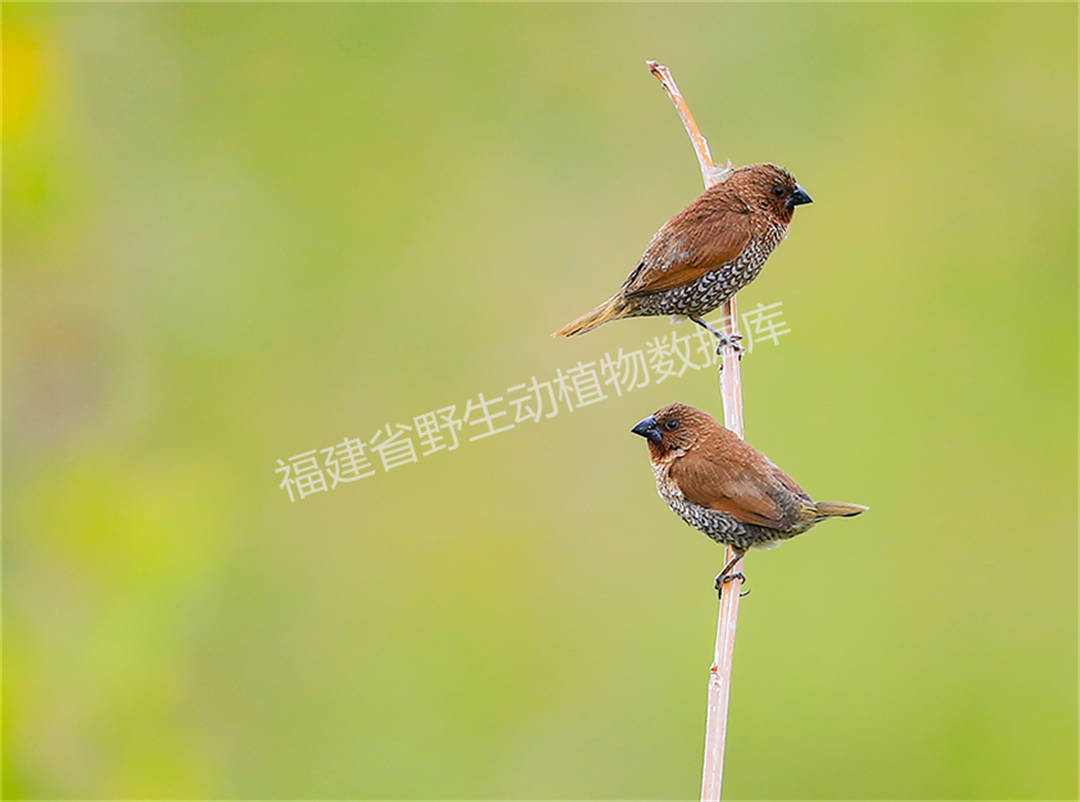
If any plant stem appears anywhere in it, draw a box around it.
[646,59,745,802]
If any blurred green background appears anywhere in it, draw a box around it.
[3,3,1076,799]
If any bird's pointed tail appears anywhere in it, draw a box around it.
[814,501,869,518]
[552,296,628,338]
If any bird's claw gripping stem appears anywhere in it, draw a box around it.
[688,317,744,361]
[714,333,744,358]
[714,571,750,599]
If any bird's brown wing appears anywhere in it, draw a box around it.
[670,438,811,530]
[621,194,752,297]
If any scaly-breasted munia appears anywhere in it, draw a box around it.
[631,403,867,595]
[554,164,811,353]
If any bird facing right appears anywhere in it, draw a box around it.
[553,163,812,352]
[631,403,868,595]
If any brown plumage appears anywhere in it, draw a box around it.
[631,403,867,592]
[554,164,812,347]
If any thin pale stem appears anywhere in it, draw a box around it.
[647,59,744,802]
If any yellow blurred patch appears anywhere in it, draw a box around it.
[2,21,46,141]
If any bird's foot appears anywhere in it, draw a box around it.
[714,333,744,358]
[714,571,750,599]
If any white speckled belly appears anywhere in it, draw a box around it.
[627,225,785,318]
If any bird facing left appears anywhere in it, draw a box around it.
[631,403,867,595]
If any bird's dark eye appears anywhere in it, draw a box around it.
[664,419,679,431]
[771,186,785,197]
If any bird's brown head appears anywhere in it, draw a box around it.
[726,163,812,224]
[630,403,718,458]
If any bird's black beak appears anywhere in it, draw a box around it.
[631,416,663,445]
[786,185,812,210]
